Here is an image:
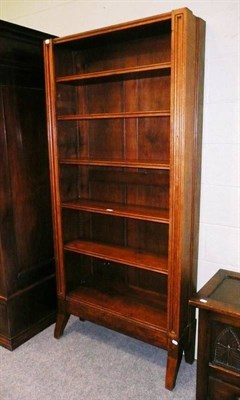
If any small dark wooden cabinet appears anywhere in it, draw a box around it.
[0,20,56,350]
[190,269,240,400]
[44,8,205,390]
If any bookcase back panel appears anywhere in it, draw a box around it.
[126,218,168,255]
[57,117,170,162]
[59,166,169,210]
[86,119,124,159]
[83,77,170,113]
[57,121,80,158]
[56,73,170,115]
[54,20,171,77]
[62,209,169,256]
[64,251,168,293]
[137,117,170,161]
[59,165,80,200]
[76,34,171,73]
[64,251,168,323]
[56,84,77,114]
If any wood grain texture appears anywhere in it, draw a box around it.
[44,7,205,390]
[0,21,56,350]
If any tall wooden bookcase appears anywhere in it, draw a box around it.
[44,8,205,390]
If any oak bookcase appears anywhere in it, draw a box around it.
[44,8,205,389]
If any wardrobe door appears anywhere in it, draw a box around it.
[0,20,56,350]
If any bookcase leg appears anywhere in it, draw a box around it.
[165,346,183,390]
[54,312,70,339]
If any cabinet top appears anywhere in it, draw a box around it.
[0,19,54,42]
[190,269,240,318]
[44,7,203,47]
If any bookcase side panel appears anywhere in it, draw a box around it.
[168,8,205,342]
[44,41,66,298]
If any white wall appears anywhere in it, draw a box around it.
[1,0,239,289]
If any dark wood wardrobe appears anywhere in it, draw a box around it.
[0,20,56,350]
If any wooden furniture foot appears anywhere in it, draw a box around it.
[165,346,183,390]
[54,312,70,339]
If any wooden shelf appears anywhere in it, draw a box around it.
[64,240,168,274]
[67,284,167,330]
[62,199,169,223]
[59,158,170,170]
[56,62,171,84]
[57,111,170,121]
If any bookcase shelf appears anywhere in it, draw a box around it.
[59,158,170,169]
[67,284,168,332]
[57,111,170,120]
[64,240,168,274]
[44,7,205,391]
[61,199,169,223]
[56,62,171,84]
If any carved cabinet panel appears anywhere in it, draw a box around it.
[190,269,240,400]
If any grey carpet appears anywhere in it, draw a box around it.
[0,316,196,400]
